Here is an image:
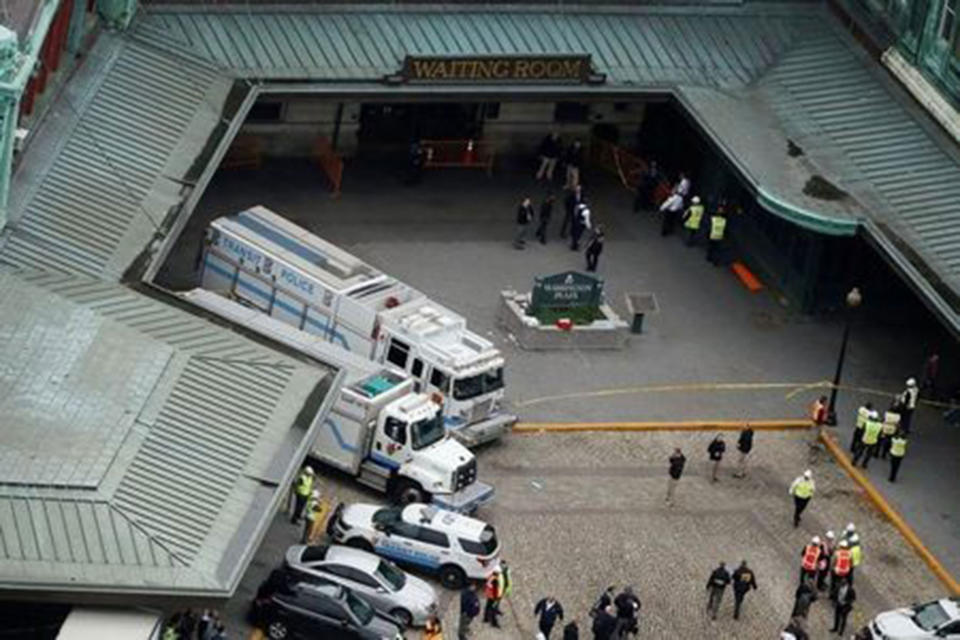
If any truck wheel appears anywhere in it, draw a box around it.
[439,564,466,590]
[267,620,289,639]
[393,479,429,505]
[345,538,374,553]
[389,608,413,628]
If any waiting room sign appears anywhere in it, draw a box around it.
[396,55,600,83]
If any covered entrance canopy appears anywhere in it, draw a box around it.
[4,3,960,331]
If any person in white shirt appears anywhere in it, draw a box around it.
[659,193,684,237]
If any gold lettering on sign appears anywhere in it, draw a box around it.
[401,56,592,82]
[514,60,531,78]
[493,60,510,78]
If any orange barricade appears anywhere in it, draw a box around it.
[589,137,671,206]
[421,139,495,176]
[221,134,263,170]
[313,136,344,197]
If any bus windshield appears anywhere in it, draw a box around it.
[453,367,504,400]
[411,413,446,450]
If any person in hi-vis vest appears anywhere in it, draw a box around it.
[707,209,727,265]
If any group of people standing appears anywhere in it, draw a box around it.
[849,377,916,482]
[789,524,863,637]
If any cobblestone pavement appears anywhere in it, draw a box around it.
[225,430,944,639]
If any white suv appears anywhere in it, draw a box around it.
[327,502,500,589]
[867,598,960,639]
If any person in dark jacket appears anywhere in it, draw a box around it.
[613,586,640,637]
[731,561,757,620]
[534,597,565,639]
[562,620,579,640]
[564,140,583,189]
[514,197,535,249]
[705,562,731,620]
[707,434,726,482]
[562,185,585,238]
[633,160,660,212]
[536,132,562,182]
[459,583,481,640]
[590,586,616,618]
[591,605,617,640]
[830,582,856,635]
[665,448,686,505]
[536,194,555,244]
[783,617,810,640]
[585,225,605,272]
[791,578,818,619]
[734,427,754,478]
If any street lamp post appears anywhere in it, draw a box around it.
[826,287,863,426]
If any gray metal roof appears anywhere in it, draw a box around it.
[0,268,332,596]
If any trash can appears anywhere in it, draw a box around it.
[624,293,658,334]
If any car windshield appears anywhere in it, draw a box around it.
[375,560,406,591]
[345,588,375,625]
[913,602,950,630]
[372,507,403,529]
[453,367,504,400]
[459,525,499,556]
[411,413,446,450]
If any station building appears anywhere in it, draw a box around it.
[2,0,960,604]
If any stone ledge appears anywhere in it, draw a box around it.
[497,290,629,350]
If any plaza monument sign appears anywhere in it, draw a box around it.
[529,271,604,316]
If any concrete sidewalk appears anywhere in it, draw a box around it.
[188,157,960,585]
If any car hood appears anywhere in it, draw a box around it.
[396,572,439,611]
[874,610,928,638]
[342,504,382,529]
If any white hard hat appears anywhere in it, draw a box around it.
[839,540,849,548]
[906,378,917,387]
[870,410,880,419]
[692,196,701,204]
[803,469,812,478]
[312,489,321,499]
[812,536,821,544]
[845,523,855,533]
[304,466,315,475]
[850,534,859,543]
[826,531,835,539]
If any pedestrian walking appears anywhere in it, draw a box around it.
[425,614,443,640]
[404,141,426,186]
[682,196,705,245]
[591,605,617,640]
[570,205,591,251]
[830,581,856,635]
[301,489,322,544]
[290,466,314,524]
[707,434,725,482]
[898,377,919,433]
[733,426,753,478]
[811,396,828,427]
[799,536,822,586]
[514,197,535,249]
[731,561,757,620]
[658,192,684,237]
[536,132,562,182]
[673,171,691,201]
[888,430,908,482]
[879,407,901,459]
[210,622,227,640]
[534,597,565,639]
[789,469,815,528]
[829,540,853,601]
[585,225,604,272]
[851,402,872,454]
[459,583,480,639]
[536,194,555,244]
[561,185,585,239]
[851,411,882,468]
[483,568,504,627]
[197,610,213,640]
[178,609,197,640]
[562,621,579,640]
[791,578,818,620]
[848,534,862,582]
[706,209,728,265]
[705,562,731,621]
[817,531,835,591]
[665,448,686,505]
[613,586,640,638]
[564,140,583,189]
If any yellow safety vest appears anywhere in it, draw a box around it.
[296,472,314,497]
[855,406,869,429]
[882,412,900,436]
[862,419,882,445]
[305,496,320,522]
[684,204,705,230]
[710,216,727,241]
[793,479,814,499]
[890,437,907,457]
[851,544,862,567]
[502,566,513,597]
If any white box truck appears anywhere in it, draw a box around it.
[184,288,494,512]
[199,205,515,448]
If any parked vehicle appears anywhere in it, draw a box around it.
[200,205,516,447]
[250,569,404,640]
[327,502,500,589]
[183,289,493,513]
[865,597,960,639]
[285,543,437,628]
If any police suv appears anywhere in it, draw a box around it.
[327,502,500,589]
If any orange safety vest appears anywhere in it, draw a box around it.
[425,619,443,640]
[801,544,821,571]
[833,549,852,576]
[485,574,503,600]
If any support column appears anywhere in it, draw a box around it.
[0,93,19,233]
[96,0,138,30]
[67,0,88,53]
